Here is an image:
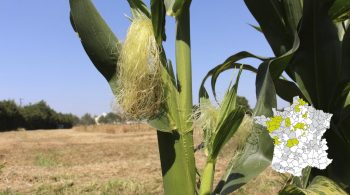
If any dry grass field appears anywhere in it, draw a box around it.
[0,123,289,195]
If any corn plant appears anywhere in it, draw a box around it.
[204,0,350,194]
[70,0,350,194]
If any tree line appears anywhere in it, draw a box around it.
[0,99,128,132]
[0,100,79,131]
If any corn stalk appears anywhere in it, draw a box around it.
[69,0,350,194]
[70,0,197,194]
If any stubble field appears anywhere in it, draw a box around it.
[0,123,288,194]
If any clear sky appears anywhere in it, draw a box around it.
[0,0,285,116]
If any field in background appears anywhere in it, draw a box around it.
[0,123,289,194]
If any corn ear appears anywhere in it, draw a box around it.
[69,0,121,95]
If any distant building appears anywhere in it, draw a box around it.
[94,112,107,125]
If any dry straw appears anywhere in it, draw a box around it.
[116,16,164,119]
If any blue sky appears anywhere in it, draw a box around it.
[0,1,285,116]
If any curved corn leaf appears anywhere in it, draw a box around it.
[69,0,121,96]
[214,61,276,194]
[126,0,151,18]
[210,53,267,100]
[151,0,166,44]
[244,0,296,56]
[330,0,350,22]
[280,176,347,195]
[269,32,300,80]
[200,32,299,102]
[275,78,307,103]
[244,0,302,81]
[198,51,266,101]
[288,0,341,111]
[199,62,258,101]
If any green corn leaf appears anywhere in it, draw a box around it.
[330,0,350,22]
[269,32,300,80]
[211,108,245,160]
[331,27,350,111]
[292,167,312,189]
[166,60,176,86]
[248,24,262,33]
[280,176,347,195]
[69,0,121,96]
[274,78,307,104]
[214,61,276,194]
[244,0,302,82]
[199,62,257,101]
[148,0,179,132]
[164,0,190,17]
[151,0,166,44]
[208,68,244,159]
[148,114,176,132]
[126,0,151,19]
[324,106,350,192]
[149,61,179,132]
[336,21,349,41]
[198,51,266,101]
[340,22,350,84]
[148,0,178,132]
[282,0,303,33]
[164,0,176,16]
[324,128,350,192]
[210,52,267,100]
[254,62,277,117]
[172,0,188,16]
[330,27,350,111]
[288,0,341,111]
[216,68,243,123]
[244,0,294,56]
[287,2,350,190]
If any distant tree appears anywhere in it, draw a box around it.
[236,96,252,114]
[21,100,57,130]
[80,113,96,126]
[70,114,80,126]
[54,113,80,129]
[0,100,24,131]
[98,112,122,124]
[0,99,79,131]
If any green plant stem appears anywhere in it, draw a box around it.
[174,2,196,193]
[199,160,216,195]
[157,3,196,195]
